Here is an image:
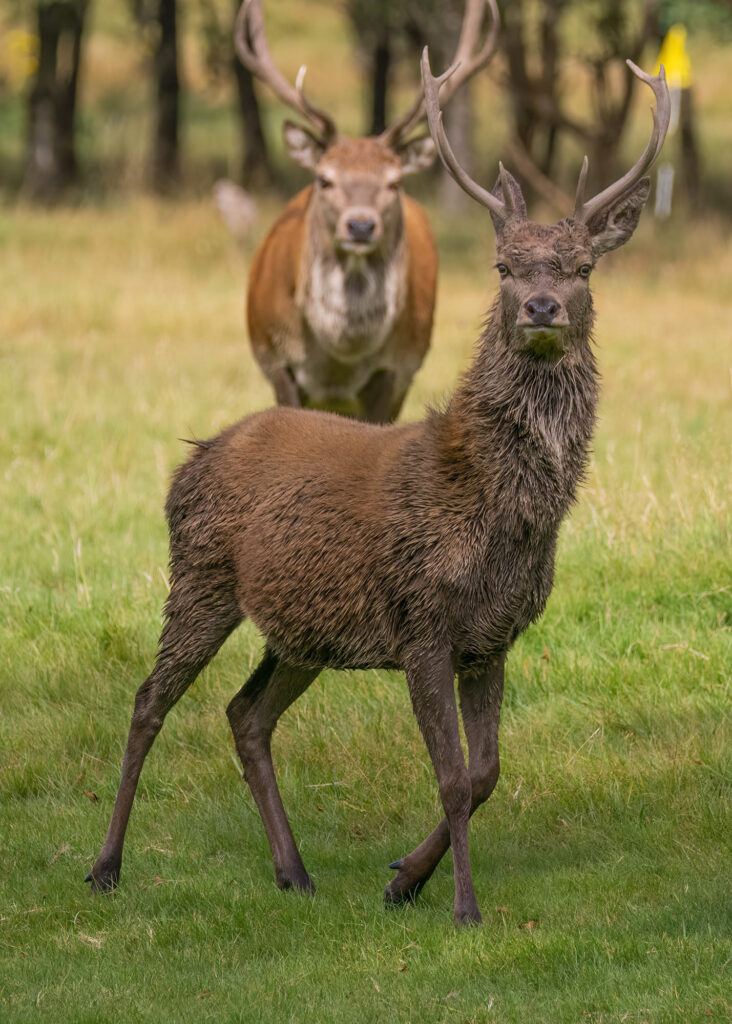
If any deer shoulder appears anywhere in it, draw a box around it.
[247,186,312,375]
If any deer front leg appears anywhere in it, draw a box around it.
[271,365,303,407]
[358,368,399,423]
[401,647,480,926]
[386,654,504,909]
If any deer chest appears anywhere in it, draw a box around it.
[300,256,406,366]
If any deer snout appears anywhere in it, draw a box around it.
[516,293,570,359]
[337,207,382,253]
[523,295,563,327]
[346,217,377,243]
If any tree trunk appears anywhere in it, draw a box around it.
[232,37,272,189]
[152,0,180,193]
[435,0,475,211]
[369,32,391,136]
[23,1,87,201]
[679,87,701,209]
[439,82,474,211]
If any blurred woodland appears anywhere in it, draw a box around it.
[1,0,731,213]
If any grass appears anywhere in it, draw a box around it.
[1,194,730,1023]
[1,5,731,1019]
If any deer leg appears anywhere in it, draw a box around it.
[386,654,504,909]
[358,368,399,423]
[271,366,302,408]
[86,574,241,893]
[400,648,480,926]
[227,652,320,892]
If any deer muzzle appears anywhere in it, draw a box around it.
[516,293,570,358]
[337,207,382,255]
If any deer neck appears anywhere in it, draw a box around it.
[435,301,599,530]
[296,200,408,362]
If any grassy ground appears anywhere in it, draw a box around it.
[1,194,730,1023]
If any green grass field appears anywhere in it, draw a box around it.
[1,4,731,1019]
[1,195,730,1023]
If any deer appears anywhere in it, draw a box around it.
[85,55,669,926]
[235,0,499,422]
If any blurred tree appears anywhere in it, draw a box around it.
[197,0,273,188]
[657,0,732,35]
[346,0,480,208]
[152,0,180,192]
[134,0,181,193]
[346,0,398,135]
[23,0,88,201]
[653,1,732,208]
[500,0,660,207]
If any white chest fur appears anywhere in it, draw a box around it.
[299,248,407,365]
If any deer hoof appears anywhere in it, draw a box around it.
[85,866,119,894]
[384,876,426,907]
[454,907,483,927]
[388,860,402,870]
[276,870,315,895]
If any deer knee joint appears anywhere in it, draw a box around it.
[440,769,472,822]
[471,752,500,805]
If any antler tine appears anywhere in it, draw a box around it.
[234,0,336,143]
[438,0,500,108]
[575,60,670,224]
[381,0,499,147]
[573,155,589,217]
[294,65,336,137]
[421,47,508,220]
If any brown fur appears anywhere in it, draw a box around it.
[87,172,651,925]
[247,137,437,422]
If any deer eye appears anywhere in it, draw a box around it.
[578,263,592,278]
[496,263,510,278]
[317,176,334,190]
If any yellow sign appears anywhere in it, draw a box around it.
[1,29,39,86]
[654,24,692,89]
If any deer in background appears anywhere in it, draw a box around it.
[235,0,499,422]
[86,57,669,924]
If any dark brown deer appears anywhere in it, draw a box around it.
[86,57,669,925]
[237,0,498,421]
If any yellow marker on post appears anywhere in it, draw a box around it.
[654,24,692,90]
[653,24,691,217]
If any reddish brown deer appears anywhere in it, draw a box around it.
[237,0,498,421]
[86,57,669,925]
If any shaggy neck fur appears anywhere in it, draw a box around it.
[434,297,600,531]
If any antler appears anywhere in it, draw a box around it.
[381,0,500,147]
[420,47,517,224]
[574,60,670,224]
[234,0,337,144]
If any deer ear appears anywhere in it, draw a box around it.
[490,168,527,234]
[283,120,327,170]
[397,134,436,176]
[587,177,651,258]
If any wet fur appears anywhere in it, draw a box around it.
[167,306,597,672]
[89,190,658,923]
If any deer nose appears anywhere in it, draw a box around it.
[524,296,561,327]
[346,218,377,243]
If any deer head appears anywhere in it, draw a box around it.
[235,0,499,258]
[422,51,670,360]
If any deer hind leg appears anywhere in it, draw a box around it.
[86,570,242,893]
[227,652,320,893]
[385,654,504,913]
